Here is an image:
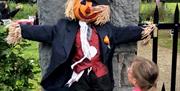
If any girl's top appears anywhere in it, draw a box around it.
[133,87,142,91]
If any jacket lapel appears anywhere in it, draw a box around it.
[63,21,79,57]
[63,21,110,61]
[96,25,110,62]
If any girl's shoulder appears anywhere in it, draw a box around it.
[133,87,142,91]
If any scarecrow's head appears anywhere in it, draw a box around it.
[65,0,111,25]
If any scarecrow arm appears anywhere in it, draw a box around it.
[21,24,55,43]
[6,23,56,44]
[112,25,143,44]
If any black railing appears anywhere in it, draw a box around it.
[139,3,179,91]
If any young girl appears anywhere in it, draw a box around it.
[127,56,159,91]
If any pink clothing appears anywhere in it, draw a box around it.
[133,87,142,91]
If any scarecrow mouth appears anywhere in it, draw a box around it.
[78,9,101,19]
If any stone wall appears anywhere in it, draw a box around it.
[37,0,66,76]
[110,0,141,91]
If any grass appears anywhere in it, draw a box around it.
[22,41,39,59]
[158,30,180,53]
[140,2,178,23]
[9,2,37,19]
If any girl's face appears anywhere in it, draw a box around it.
[127,66,137,86]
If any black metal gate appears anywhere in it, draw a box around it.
[139,2,179,91]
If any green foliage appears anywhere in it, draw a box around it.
[140,2,176,23]
[8,0,36,4]
[8,2,37,19]
[22,41,40,91]
[0,27,36,91]
[0,2,40,91]
[140,2,156,22]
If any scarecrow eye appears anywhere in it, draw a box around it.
[81,0,86,5]
[91,0,97,6]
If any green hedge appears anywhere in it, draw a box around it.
[0,26,35,91]
[0,2,40,91]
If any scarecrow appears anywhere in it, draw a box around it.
[6,0,155,91]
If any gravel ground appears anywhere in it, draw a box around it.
[137,41,180,91]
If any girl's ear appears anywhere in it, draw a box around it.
[132,78,138,87]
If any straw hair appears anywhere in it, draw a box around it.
[95,6,110,25]
[6,23,22,44]
[141,23,157,45]
[65,0,76,20]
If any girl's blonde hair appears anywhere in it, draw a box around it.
[130,56,159,91]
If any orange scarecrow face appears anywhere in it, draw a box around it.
[73,0,100,22]
[65,0,111,25]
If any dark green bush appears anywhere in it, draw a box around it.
[0,27,35,91]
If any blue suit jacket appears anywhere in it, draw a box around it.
[21,19,143,91]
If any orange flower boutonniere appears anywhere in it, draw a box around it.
[104,35,111,49]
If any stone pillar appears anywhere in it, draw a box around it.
[37,0,66,77]
[110,0,141,91]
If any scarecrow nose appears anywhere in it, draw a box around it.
[85,7,91,14]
